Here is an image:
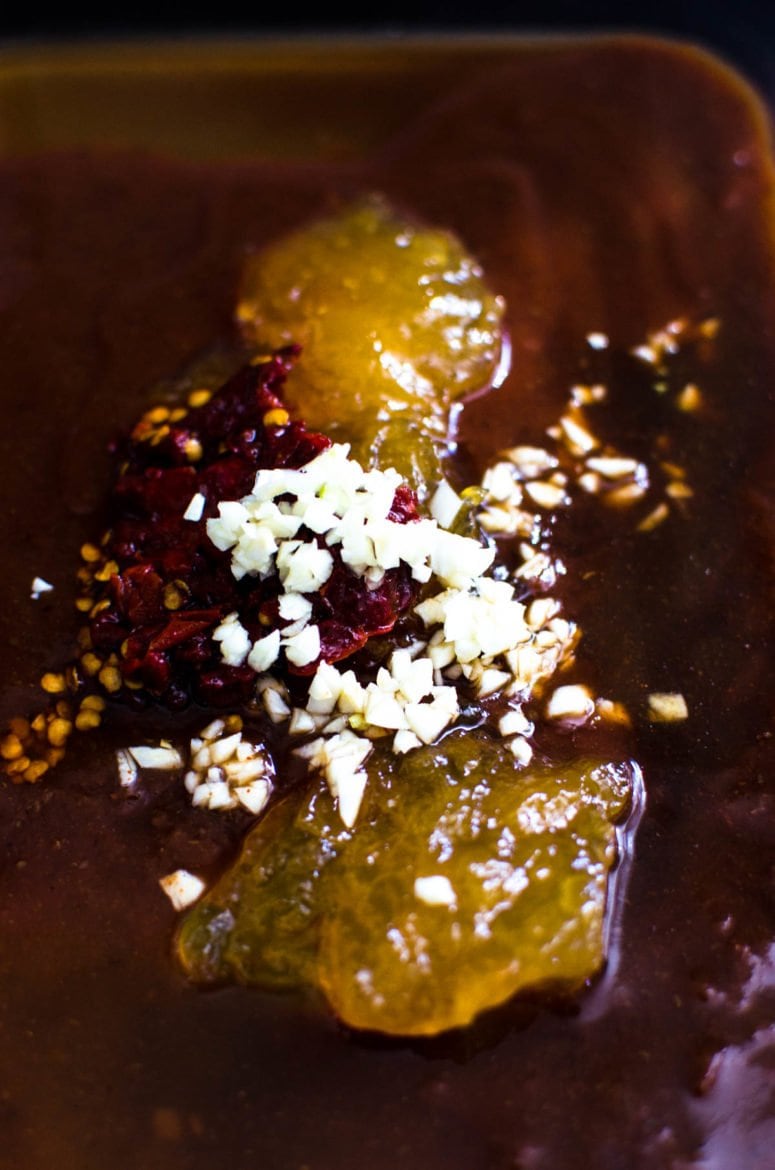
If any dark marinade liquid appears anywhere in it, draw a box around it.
[1,37,774,1170]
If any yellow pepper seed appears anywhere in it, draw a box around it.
[146,405,170,424]
[163,583,185,610]
[263,408,290,427]
[0,734,24,761]
[80,694,107,712]
[187,388,212,408]
[75,709,102,732]
[81,652,102,676]
[98,665,123,693]
[23,760,49,783]
[47,718,73,748]
[94,560,119,583]
[149,424,171,446]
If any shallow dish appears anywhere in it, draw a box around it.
[0,32,773,1170]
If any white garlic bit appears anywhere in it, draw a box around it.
[159,869,206,912]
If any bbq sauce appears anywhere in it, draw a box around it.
[1,36,774,1170]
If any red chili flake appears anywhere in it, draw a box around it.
[84,347,421,709]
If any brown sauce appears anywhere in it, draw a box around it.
[1,35,774,1170]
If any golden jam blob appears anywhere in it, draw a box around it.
[237,196,506,487]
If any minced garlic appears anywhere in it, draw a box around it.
[205,443,495,673]
[647,692,689,723]
[159,869,206,911]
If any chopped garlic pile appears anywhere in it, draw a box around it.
[478,319,708,543]
[206,443,494,671]
[116,719,273,814]
[255,527,578,828]
[183,716,273,814]
[179,439,584,830]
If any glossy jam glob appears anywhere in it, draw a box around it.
[236,196,506,493]
[176,730,638,1036]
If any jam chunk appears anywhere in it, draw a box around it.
[236,196,506,494]
[176,730,638,1036]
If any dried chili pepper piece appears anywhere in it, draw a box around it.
[81,348,421,709]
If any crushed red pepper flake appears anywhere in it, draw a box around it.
[75,346,421,711]
[2,346,422,781]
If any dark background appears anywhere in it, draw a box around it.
[0,0,773,96]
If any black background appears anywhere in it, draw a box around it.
[0,0,773,99]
